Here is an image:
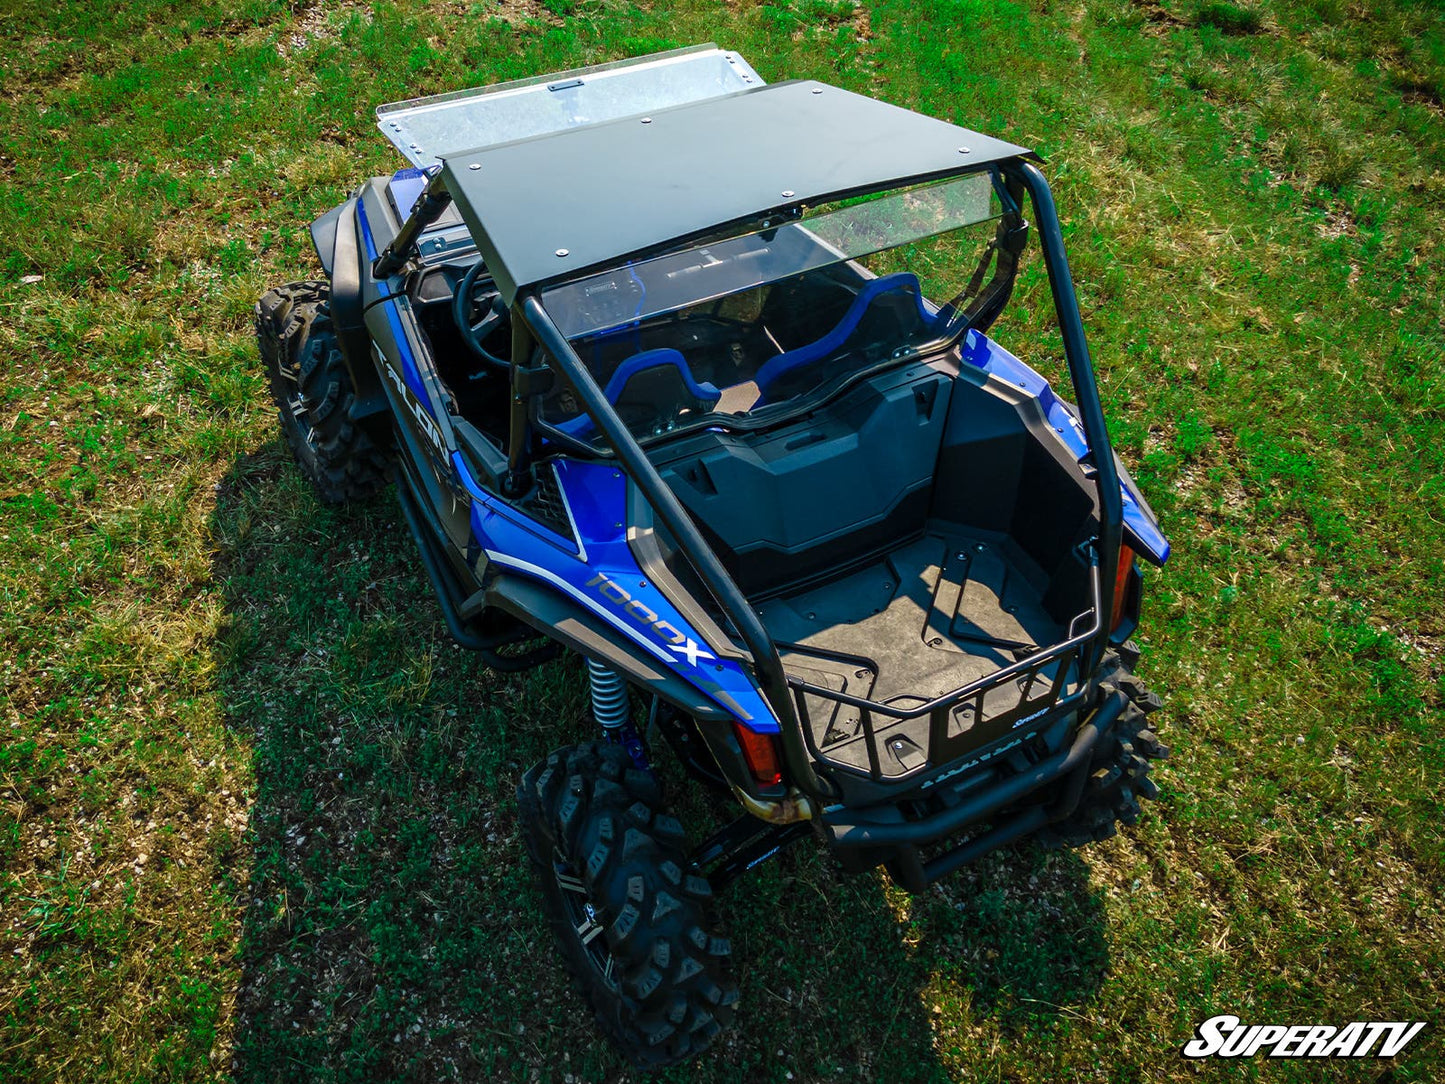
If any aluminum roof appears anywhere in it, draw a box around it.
[437,79,1033,303]
[377,45,763,168]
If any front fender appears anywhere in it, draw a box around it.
[308,202,345,275]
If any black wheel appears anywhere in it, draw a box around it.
[256,280,389,503]
[517,742,738,1069]
[1038,652,1168,849]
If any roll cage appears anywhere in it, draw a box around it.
[516,162,1122,806]
[368,73,1125,809]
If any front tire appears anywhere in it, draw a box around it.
[256,280,389,503]
[518,742,738,1069]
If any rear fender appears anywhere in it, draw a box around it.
[483,571,731,721]
[459,456,778,730]
[483,564,787,810]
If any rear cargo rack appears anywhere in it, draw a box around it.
[787,563,1102,784]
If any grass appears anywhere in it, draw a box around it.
[1,0,1443,1080]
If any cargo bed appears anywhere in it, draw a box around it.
[758,527,1087,779]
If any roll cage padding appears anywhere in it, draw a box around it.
[753,272,936,401]
[554,347,720,437]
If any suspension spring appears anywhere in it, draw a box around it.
[588,659,630,730]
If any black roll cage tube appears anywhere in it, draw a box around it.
[503,159,1122,805]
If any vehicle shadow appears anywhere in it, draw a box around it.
[213,444,1108,1084]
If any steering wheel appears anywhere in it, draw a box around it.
[453,260,510,368]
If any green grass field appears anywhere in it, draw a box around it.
[2,0,1443,1080]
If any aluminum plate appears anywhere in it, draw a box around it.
[376,44,764,167]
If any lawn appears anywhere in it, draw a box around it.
[1,0,1442,1080]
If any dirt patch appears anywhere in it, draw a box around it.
[786,0,870,43]
[276,0,372,57]
[1315,205,1356,240]
[1133,0,1189,30]
[455,0,564,29]
[1401,87,1444,115]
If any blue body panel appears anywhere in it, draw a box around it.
[461,457,781,732]
[355,200,437,411]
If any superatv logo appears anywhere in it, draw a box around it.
[1183,1015,1426,1059]
[587,572,716,667]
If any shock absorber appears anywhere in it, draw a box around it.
[588,658,629,729]
[588,659,649,770]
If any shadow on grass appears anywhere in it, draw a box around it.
[211,445,1108,1083]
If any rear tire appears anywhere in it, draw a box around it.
[517,742,737,1069]
[256,280,389,503]
[1038,655,1168,849]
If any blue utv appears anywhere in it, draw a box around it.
[255,46,1170,1068]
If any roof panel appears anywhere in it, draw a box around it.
[439,79,1032,303]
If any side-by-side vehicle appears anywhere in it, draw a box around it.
[257,46,1169,1067]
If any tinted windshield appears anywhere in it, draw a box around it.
[538,172,1003,444]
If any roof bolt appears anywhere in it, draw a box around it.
[958,146,971,154]
[468,163,481,171]
[555,248,569,257]
[640,116,652,124]
[811,88,823,95]
[781,190,795,198]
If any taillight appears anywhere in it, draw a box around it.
[1111,541,1136,632]
[733,723,782,788]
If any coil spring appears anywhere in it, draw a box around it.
[587,659,630,730]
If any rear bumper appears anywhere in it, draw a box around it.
[819,684,1130,892]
